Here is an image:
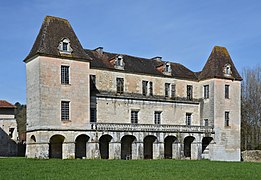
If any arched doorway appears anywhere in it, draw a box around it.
[202,137,213,159]
[144,135,157,159]
[75,134,89,159]
[99,135,112,159]
[121,135,136,160]
[49,135,65,159]
[184,136,195,158]
[164,136,177,159]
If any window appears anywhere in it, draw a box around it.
[171,84,176,99]
[61,65,69,84]
[149,82,153,96]
[142,81,148,96]
[224,64,232,76]
[131,110,139,124]
[58,38,73,54]
[90,75,96,90]
[61,101,70,121]
[204,119,209,126]
[9,128,14,138]
[90,108,96,122]
[115,55,125,70]
[165,83,170,97]
[225,85,229,99]
[163,62,172,75]
[186,113,192,125]
[204,85,209,99]
[187,85,193,100]
[154,111,161,124]
[116,77,124,94]
[225,111,230,126]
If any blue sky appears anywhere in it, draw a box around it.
[0,0,261,104]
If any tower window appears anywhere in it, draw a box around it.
[187,85,193,100]
[225,85,230,99]
[186,113,192,126]
[204,85,209,99]
[131,110,139,124]
[58,38,73,54]
[116,77,124,94]
[165,83,170,97]
[61,65,69,84]
[61,101,70,121]
[224,64,232,76]
[142,81,148,96]
[225,111,230,126]
[154,111,161,124]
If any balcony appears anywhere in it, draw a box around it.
[90,123,214,133]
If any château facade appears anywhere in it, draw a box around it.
[25,16,242,161]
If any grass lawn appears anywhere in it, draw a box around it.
[0,158,260,180]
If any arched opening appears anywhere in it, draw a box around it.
[30,135,36,143]
[75,134,89,159]
[49,135,65,159]
[144,135,157,159]
[121,135,136,160]
[99,135,112,159]
[202,137,213,159]
[164,136,177,159]
[184,136,195,158]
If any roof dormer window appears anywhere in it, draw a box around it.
[163,62,172,75]
[115,55,125,70]
[224,64,232,76]
[58,38,73,55]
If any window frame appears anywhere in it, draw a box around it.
[61,101,70,121]
[186,113,192,126]
[154,111,162,125]
[61,65,70,85]
[116,77,124,94]
[187,85,193,100]
[225,85,230,99]
[165,83,170,97]
[131,110,139,124]
[203,85,209,99]
[225,111,230,126]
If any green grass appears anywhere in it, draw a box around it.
[0,158,260,180]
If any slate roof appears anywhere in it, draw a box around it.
[84,49,198,81]
[25,16,242,82]
[24,16,91,62]
[198,46,242,81]
[0,100,16,109]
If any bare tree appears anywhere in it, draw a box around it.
[241,66,261,150]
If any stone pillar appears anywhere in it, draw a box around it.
[153,142,164,159]
[191,142,201,160]
[63,142,75,159]
[172,142,181,159]
[132,141,143,159]
[86,142,100,159]
[109,142,121,159]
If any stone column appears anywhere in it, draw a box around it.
[132,141,143,159]
[87,141,100,159]
[153,142,164,159]
[191,141,201,160]
[63,142,75,159]
[172,142,181,159]
[109,142,121,159]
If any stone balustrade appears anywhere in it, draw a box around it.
[90,122,214,133]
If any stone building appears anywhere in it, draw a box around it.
[24,16,242,161]
[0,100,18,156]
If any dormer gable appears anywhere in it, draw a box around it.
[58,38,73,55]
[113,55,125,70]
[163,62,172,75]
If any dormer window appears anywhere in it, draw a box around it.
[224,64,232,76]
[58,38,73,55]
[114,55,125,70]
[163,62,172,75]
